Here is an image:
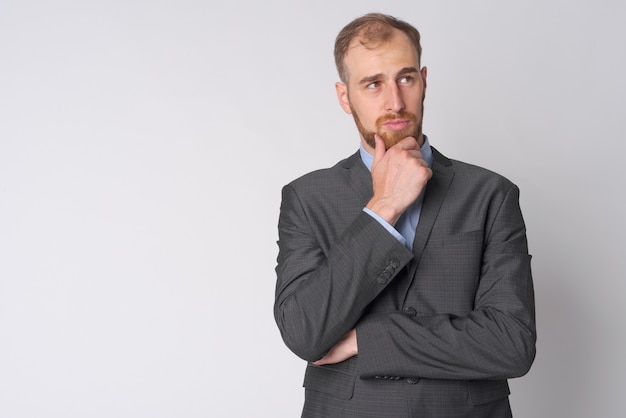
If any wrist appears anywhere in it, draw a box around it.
[366,198,402,226]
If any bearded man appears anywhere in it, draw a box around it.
[274,12,536,418]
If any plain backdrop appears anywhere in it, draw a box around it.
[1,0,625,417]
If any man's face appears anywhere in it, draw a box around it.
[336,30,427,152]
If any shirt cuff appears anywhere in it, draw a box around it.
[362,208,406,247]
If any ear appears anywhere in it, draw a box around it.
[420,66,428,90]
[335,82,352,114]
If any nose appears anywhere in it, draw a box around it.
[385,83,405,113]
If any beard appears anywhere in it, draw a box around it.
[350,95,425,150]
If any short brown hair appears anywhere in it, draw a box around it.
[334,13,422,83]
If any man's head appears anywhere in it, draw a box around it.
[334,13,427,152]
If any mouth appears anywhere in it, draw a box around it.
[382,119,410,131]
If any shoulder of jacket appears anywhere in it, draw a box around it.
[432,146,515,188]
[286,151,361,187]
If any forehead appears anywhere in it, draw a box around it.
[344,30,419,82]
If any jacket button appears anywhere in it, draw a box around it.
[406,377,419,384]
[404,307,417,317]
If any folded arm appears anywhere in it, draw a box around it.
[274,183,413,362]
[357,184,536,380]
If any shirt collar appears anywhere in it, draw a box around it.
[359,135,433,172]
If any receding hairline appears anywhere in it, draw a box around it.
[334,13,423,83]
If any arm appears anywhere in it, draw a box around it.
[357,183,536,380]
[274,188,413,362]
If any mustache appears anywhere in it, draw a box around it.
[376,111,417,126]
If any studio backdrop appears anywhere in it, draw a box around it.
[1,1,624,417]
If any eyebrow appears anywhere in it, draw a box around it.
[397,66,419,77]
[357,67,419,85]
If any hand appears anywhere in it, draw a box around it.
[366,135,432,226]
[313,329,358,366]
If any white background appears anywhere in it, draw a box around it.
[1,0,624,417]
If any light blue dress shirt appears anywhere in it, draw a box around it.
[361,136,433,250]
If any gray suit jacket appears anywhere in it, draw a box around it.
[274,147,536,417]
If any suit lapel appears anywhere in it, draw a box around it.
[341,147,455,303]
[402,147,454,299]
[342,151,374,206]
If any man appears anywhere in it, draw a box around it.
[274,13,535,418]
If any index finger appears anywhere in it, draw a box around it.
[392,136,420,150]
[372,135,386,164]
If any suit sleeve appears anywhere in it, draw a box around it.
[356,183,536,380]
[274,183,414,362]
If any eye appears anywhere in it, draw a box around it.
[398,75,414,85]
[366,81,380,90]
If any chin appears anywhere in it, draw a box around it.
[379,128,418,149]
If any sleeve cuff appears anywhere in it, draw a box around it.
[362,208,406,247]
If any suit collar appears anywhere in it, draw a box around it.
[431,146,452,168]
[341,151,373,204]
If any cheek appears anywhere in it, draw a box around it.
[408,89,426,109]
[354,105,378,127]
